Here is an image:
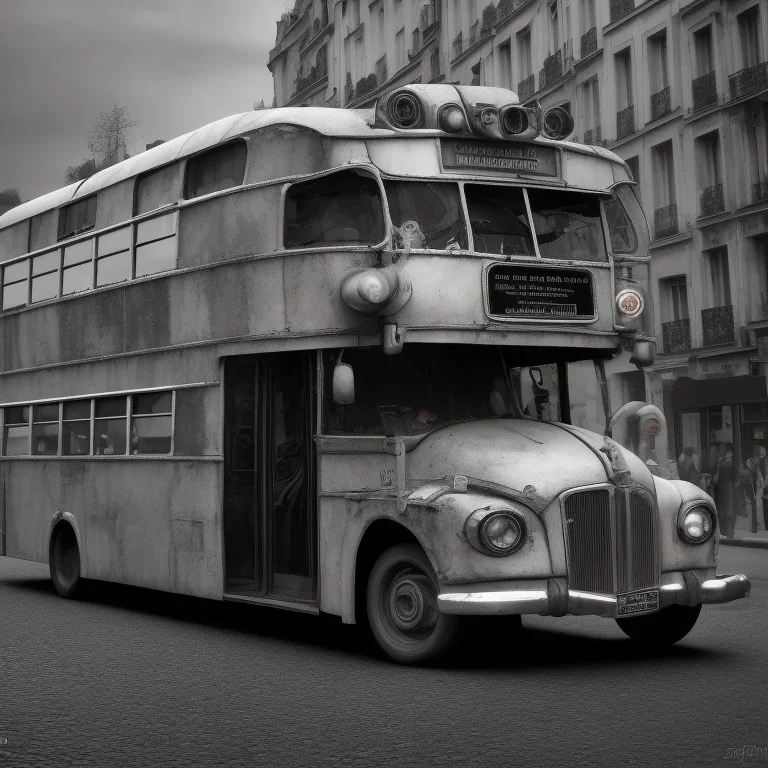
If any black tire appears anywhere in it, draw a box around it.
[616,604,701,646]
[366,543,458,664]
[50,523,82,598]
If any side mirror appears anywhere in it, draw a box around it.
[333,362,355,405]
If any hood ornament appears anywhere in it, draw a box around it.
[600,437,632,487]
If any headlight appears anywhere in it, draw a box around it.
[616,288,644,317]
[678,505,715,544]
[478,512,525,555]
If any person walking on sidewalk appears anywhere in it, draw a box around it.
[714,451,736,539]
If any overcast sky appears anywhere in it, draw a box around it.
[0,0,295,200]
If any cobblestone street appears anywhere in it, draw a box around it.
[0,548,765,768]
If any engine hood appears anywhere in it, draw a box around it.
[406,418,655,510]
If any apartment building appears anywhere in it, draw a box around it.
[268,0,768,497]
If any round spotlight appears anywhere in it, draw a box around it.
[387,91,423,129]
[501,106,529,136]
[438,104,466,133]
[616,289,644,317]
[542,106,575,139]
[478,512,525,556]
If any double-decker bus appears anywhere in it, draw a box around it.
[0,85,749,663]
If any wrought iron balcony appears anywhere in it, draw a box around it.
[729,61,768,101]
[753,179,768,205]
[662,318,691,354]
[583,126,602,145]
[609,0,634,23]
[580,27,597,59]
[650,86,671,121]
[692,71,717,112]
[539,49,562,90]
[699,183,724,217]
[654,203,678,239]
[616,104,635,139]
[517,74,534,101]
[702,304,735,347]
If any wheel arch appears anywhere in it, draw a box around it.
[48,512,86,575]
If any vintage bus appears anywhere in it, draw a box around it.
[0,85,750,663]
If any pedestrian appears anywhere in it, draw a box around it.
[757,446,768,531]
[677,446,701,486]
[739,458,759,534]
[713,451,736,538]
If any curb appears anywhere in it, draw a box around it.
[719,536,768,550]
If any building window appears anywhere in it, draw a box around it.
[135,163,180,215]
[737,5,762,70]
[648,29,668,93]
[581,77,601,142]
[184,142,247,200]
[395,26,405,68]
[130,392,172,455]
[695,131,724,216]
[32,403,59,456]
[614,47,633,111]
[96,226,131,287]
[31,250,59,303]
[706,247,731,307]
[62,239,94,295]
[549,1,559,53]
[349,0,361,29]
[652,140,675,209]
[57,195,96,241]
[693,25,713,78]
[626,155,640,186]
[135,212,177,278]
[661,276,689,322]
[582,0,596,32]
[2,258,30,310]
[517,27,532,79]
[3,406,29,456]
[498,39,512,90]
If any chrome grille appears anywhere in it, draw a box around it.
[563,487,659,595]
[562,489,614,594]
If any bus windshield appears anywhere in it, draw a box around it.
[322,346,609,436]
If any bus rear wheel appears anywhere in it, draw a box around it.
[616,604,701,646]
[50,523,82,598]
[366,543,458,664]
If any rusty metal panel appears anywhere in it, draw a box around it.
[58,289,126,362]
[174,387,221,457]
[94,179,134,230]
[0,220,30,263]
[124,280,171,352]
[29,209,58,253]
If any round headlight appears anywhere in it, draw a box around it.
[438,104,466,133]
[501,106,529,136]
[479,512,524,555]
[679,505,715,544]
[387,91,423,128]
[616,289,644,317]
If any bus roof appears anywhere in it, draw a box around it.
[1,106,628,232]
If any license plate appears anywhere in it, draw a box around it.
[617,589,660,616]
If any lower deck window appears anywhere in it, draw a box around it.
[3,406,29,455]
[130,392,172,454]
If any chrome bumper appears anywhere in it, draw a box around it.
[437,571,751,618]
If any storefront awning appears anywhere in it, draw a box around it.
[672,375,768,411]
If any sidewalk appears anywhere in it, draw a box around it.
[720,527,768,550]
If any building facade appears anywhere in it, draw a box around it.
[269,0,768,533]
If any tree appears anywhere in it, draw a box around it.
[65,158,97,184]
[0,188,22,215]
[86,103,138,169]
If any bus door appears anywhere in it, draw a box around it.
[223,352,316,603]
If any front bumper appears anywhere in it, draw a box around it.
[437,571,751,618]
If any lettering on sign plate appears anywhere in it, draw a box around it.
[441,140,558,176]
[487,264,595,319]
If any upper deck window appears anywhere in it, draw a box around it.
[184,142,247,199]
[384,181,468,250]
[526,188,606,262]
[284,170,385,248]
[135,163,181,215]
[464,185,534,257]
[58,195,96,241]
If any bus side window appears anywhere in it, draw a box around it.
[603,196,638,254]
[284,170,385,249]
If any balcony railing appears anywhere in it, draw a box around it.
[539,49,563,90]
[662,318,691,354]
[616,104,635,139]
[654,202,678,239]
[699,183,724,217]
[609,0,634,23]
[692,70,717,112]
[650,86,671,121]
[517,74,535,101]
[583,126,602,145]
[729,60,768,101]
[753,179,768,205]
[580,27,597,59]
[702,304,735,347]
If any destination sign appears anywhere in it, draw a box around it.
[441,140,558,176]
[487,264,595,320]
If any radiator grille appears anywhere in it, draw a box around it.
[563,487,659,595]
[563,489,614,594]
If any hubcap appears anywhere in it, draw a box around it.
[387,572,438,633]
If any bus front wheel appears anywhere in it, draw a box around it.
[50,523,82,598]
[366,543,458,664]
[615,604,701,646]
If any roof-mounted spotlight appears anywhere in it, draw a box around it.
[499,105,541,141]
[541,106,575,140]
[437,103,467,133]
[386,90,424,129]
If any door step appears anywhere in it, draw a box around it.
[223,592,319,615]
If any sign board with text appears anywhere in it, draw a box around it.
[441,140,558,176]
